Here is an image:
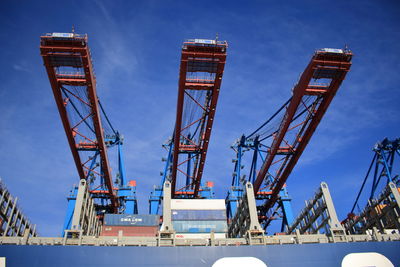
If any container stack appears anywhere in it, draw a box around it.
[171,199,228,239]
[101,214,160,237]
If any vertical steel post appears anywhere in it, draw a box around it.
[71,180,87,231]
[160,181,174,232]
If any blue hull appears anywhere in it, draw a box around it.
[0,242,399,266]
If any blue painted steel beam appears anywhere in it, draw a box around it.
[226,186,243,219]
[279,187,294,232]
[117,135,126,186]
[227,133,296,232]
[118,185,138,214]
[61,186,78,237]
[351,138,400,214]
[149,142,173,214]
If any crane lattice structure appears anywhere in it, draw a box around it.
[350,138,400,212]
[150,39,227,214]
[227,48,352,232]
[40,32,137,235]
[343,138,400,234]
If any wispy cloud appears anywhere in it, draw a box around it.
[13,62,31,73]
[84,0,139,85]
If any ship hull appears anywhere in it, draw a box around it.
[0,241,399,266]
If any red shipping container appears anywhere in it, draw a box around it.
[101,226,158,237]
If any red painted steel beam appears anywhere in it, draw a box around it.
[192,58,226,196]
[40,50,86,182]
[170,40,227,198]
[40,33,118,211]
[253,49,352,215]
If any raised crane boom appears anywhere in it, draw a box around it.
[170,39,227,197]
[40,32,118,211]
[254,48,352,216]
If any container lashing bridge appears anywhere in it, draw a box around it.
[342,138,400,234]
[40,33,137,234]
[150,39,227,214]
[227,48,352,232]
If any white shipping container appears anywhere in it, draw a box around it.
[171,199,226,210]
[172,220,228,233]
[174,233,226,239]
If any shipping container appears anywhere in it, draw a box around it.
[172,209,226,221]
[174,233,227,239]
[171,199,226,210]
[101,226,158,237]
[172,220,228,233]
[104,214,160,226]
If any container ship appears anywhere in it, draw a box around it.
[0,32,399,267]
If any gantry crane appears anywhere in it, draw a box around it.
[351,138,400,210]
[227,48,353,231]
[150,38,227,214]
[40,32,137,234]
[342,138,400,234]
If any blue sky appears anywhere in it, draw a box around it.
[0,0,399,236]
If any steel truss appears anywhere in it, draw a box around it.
[344,182,400,235]
[0,178,37,238]
[228,183,264,242]
[343,138,400,234]
[227,135,294,232]
[40,33,118,210]
[254,48,352,216]
[350,138,400,212]
[227,48,352,232]
[287,182,346,242]
[170,39,227,198]
[150,39,227,214]
[40,32,137,235]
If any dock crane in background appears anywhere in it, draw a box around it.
[227,48,353,232]
[40,32,137,234]
[149,39,227,214]
[342,138,400,233]
[350,138,400,211]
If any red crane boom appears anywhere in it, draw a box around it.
[40,33,118,211]
[171,39,227,197]
[254,48,352,215]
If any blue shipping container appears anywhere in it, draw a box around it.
[104,214,160,226]
[172,209,226,221]
[172,220,228,233]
